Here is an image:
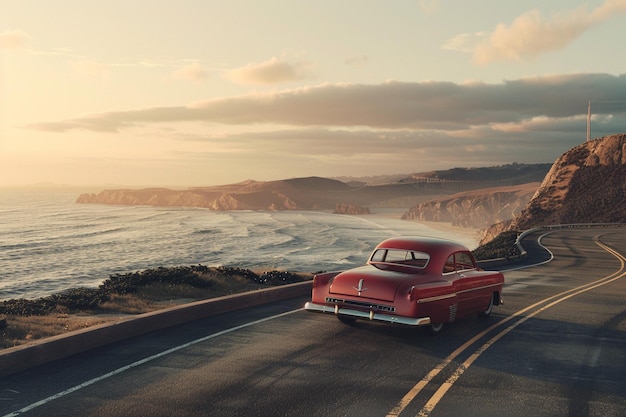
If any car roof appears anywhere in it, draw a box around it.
[374,236,469,254]
[372,236,473,273]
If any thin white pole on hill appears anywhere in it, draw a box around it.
[587,100,591,142]
[586,100,626,141]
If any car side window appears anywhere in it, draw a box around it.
[455,252,475,271]
[443,252,475,274]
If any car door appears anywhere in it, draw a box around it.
[447,251,486,317]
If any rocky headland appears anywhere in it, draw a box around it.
[481,134,626,243]
[401,182,539,229]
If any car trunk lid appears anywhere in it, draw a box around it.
[329,266,405,302]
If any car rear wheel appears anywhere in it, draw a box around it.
[428,322,444,335]
[478,293,495,317]
[337,315,357,325]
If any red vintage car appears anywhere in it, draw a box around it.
[304,236,504,334]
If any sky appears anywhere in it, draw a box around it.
[1,0,626,188]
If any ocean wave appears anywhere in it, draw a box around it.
[0,191,475,300]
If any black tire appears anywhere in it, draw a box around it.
[428,322,444,335]
[478,293,495,318]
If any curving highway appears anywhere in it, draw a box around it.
[1,227,625,417]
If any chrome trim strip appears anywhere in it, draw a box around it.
[417,293,456,303]
[304,302,431,326]
[417,282,502,303]
[456,282,503,295]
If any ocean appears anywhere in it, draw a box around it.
[0,189,479,301]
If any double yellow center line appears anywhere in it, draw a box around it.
[387,238,626,417]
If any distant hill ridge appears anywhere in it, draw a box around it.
[334,163,551,186]
[401,163,552,183]
[76,163,551,211]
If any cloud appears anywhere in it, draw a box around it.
[28,73,626,133]
[223,57,312,85]
[167,124,582,179]
[171,62,207,81]
[442,32,486,53]
[445,0,626,64]
[0,30,30,50]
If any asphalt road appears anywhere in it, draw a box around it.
[1,227,624,417]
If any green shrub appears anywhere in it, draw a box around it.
[473,231,521,260]
[0,264,309,316]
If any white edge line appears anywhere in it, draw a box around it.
[2,308,304,417]
[503,232,555,271]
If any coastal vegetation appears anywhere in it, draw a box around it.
[472,230,520,260]
[0,266,312,348]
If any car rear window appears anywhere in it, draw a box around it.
[370,249,430,268]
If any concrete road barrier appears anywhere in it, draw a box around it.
[0,281,312,378]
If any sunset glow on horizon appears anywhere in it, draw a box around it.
[2,0,626,188]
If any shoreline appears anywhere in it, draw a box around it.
[1,204,483,302]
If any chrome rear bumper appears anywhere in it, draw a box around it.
[304,301,431,326]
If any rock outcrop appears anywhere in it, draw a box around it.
[334,203,370,215]
[481,134,625,243]
[511,133,625,229]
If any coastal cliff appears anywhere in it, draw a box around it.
[401,183,539,229]
[481,134,626,243]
